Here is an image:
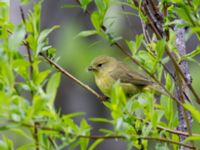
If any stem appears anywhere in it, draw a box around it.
[138,136,195,149]
[7,119,200,139]
[39,53,105,101]
[78,135,195,149]
[20,6,33,79]
[34,122,39,150]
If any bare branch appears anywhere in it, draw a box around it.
[34,122,40,150]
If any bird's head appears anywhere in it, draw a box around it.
[88,56,117,74]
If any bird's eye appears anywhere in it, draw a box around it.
[97,63,102,67]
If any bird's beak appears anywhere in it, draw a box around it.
[88,66,96,72]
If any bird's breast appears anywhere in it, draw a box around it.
[95,73,114,97]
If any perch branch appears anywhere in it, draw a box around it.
[39,53,105,101]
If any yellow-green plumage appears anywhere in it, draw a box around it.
[88,56,155,97]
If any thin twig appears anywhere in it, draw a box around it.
[20,6,33,79]
[138,136,195,149]
[7,118,200,138]
[48,136,58,149]
[39,53,106,101]
[77,135,195,149]
[148,0,159,15]
[34,122,39,150]
[134,116,193,137]
[143,0,163,34]
[20,6,39,150]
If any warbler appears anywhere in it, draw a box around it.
[88,55,158,98]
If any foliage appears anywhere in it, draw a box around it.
[0,0,200,150]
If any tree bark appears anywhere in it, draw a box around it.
[175,23,193,150]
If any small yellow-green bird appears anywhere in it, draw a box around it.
[88,55,156,98]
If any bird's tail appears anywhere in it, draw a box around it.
[143,84,168,96]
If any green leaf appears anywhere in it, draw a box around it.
[155,143,169,150]
[174,6,191,23]
[74,30,97,39]
[126,40,137,55]
[171,134,179,150]
[88,139,104,150]
[0,1,9,24]
[91,11,102,31]
[135,34,143,50]
[0,136,14,150]
[152,110,158,129]
[95,0,109,16]
[89,117,112,123]
[46,72,61,107]
[0,61,15,92]
[80,119,90,150]
[20,0,30,5]
[37,25,59,55]
[155,39,165,60]
[183,135,200,144]
[64,112,85,118]
[79,0,92,11]
[33,70,50,85]
[13,59,29,79]
[0,124,19,131]
[11,128,33,141]
[111,81,126,105]
[8,24,26,51]
[183,102,200,122]
[151,110,164,129]
[16,144,35,150]
[181,46,200,60]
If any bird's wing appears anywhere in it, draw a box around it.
[110,63,153,86]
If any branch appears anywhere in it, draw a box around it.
[33,122,40,150]
[134,116,192,137]
[78,135,195,149]
[138,136,195,149]
[20,6,39,150]
[175,24,194,148]
[7,119,200,139]
[20,6,33,79]
[7,120,196,149]
[132,0,200,104]
[39,53,106,102]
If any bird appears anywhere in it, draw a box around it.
[88,55,157,98]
